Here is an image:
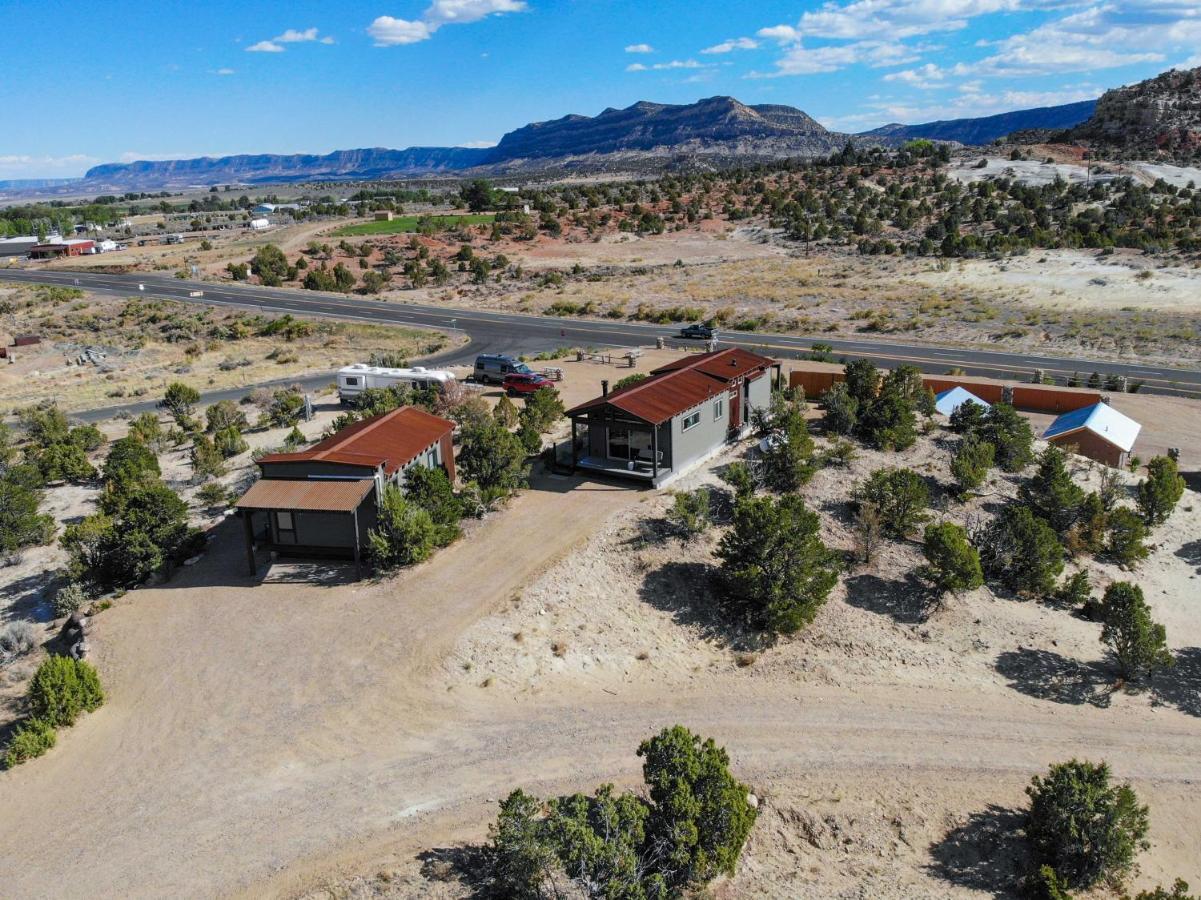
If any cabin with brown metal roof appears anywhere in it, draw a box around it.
[234,406,455,578]
[565,348,778,486]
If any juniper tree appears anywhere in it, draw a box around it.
[978,504,1064,597]
[1020,446,1086,532]
[854,467,929,538]
[922,522,983,594]
[950,435,994,496]
[1137,455,1186,526]
[1099,581,1173,681]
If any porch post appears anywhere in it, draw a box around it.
[351,507,363,581]
[651,423,659,481]
[571,417,578,472]
[241,510,257,578]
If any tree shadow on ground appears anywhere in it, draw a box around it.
[639,561,756,649]
[927,804,1027,896]
[1152,646,1201,718]
[843,572,938,625]
[1176,539,1201,575]
[995,648,1115,708]
[417,844,493,898]
[0,569,59,625]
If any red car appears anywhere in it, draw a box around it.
[503,372,556,396]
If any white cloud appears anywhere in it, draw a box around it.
[625,43,654,53]
[751,38,922,76]
[246,26,334,52]
[370,0,527,46]
[883,62,948,87]
[702,37,759,54]
[0,154,99,179]
[832,81,1102,129]
[214,67,236,76]
[460,139,499,148]
[757,24,802,44]
[627,59,713,72]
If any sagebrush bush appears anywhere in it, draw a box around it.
[27,655,104,728]
[53,582,90,618]
[3,718,56,769]
[0,620,38,658]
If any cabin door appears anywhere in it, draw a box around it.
[729,389,741,430]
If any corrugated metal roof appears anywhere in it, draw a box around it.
[1043,402,1141,452]
[934,386,990,417]
[257,406,453,476]
[236,478,373,512]
[567,368,724,425]
[652,347,775,381]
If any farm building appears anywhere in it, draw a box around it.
[235,406,455,578]
[248,218,271,230]
[567,348,778,486]
[0,235,43,257]
[934,386,990,417]
[1042,402,1141,467]
[28,239,94,259]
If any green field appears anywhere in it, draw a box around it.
[332,213,496,237]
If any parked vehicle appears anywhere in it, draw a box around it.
[503,372,556,396]
[473,354,532,384]
[337,363,457,404]
[679,323,716,340]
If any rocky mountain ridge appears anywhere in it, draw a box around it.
[1065,66,1201,161]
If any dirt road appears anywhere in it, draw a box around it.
[1,468,1198,898]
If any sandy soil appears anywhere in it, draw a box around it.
[1,353,1198,899]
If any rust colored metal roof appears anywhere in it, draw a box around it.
[567,368,723,425]
[652,347,775,381]
[235,478,373,512]
[257,406,453,476]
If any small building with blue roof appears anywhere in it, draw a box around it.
[1042,402,1140,468]
[934,386,990,418]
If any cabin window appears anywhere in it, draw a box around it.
[343,376,361,387]
[682,411,701,432]
[713,397,724,421]
[274,511,297,545]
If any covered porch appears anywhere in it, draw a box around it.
[235,478,377,580]
[567,413,673,487]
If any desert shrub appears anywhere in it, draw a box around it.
[195,481,231,509]
[1131,881,1199,900]
[0,620,38,659]
[667,488,712,537]
[283,425,306,448]
[717,494,841,635]
[517,423,543,455]
[761,411,816,492]
[820,382,858,435]
[612,372,648,392]
[250,244,289,286]
[1137,455,1185,526]
[720,461,757,499]
[1067,492,1108,556]
[205,399,248,434]
[978,504,1064,597]
[519,387,565,433]
[27,655,104,728]
[950,435,994,496]
[27,440,96,483]
[1025,759,1149,889]
[101,436,161,502]
[922,522,983,594]
[980,403,1035,472]
[367,485,436,569]
[489,725,756,899]
[1053,571,1091,609]
[1106,507,1150,567]
[1099,581,1173,682]
[212,425,249,458]
[1020,446,1086,532]
[843,359,880,407]
[403,465,462,546]
[0,464,56,554]
[3,718,56,769]
[160,382,201,429]
[854,467,929,538]
[949,399,987,434]
[492,393,519,428]
[127,412,171,453]
[858,366,921,451]
[64,480,194,591]
[457,419,529,503]
[852,500,883,565]
[261,389,305,428]
[189,434,226,480]
[53,582,90,617]
[69,424,105,453]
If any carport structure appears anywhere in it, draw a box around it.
[236,478,376,580]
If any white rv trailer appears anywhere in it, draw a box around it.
[337,363,457,403]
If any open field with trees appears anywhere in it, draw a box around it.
[332,213,496,237]
[0,283,450,413]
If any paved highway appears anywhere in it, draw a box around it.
[2,267,1199,418]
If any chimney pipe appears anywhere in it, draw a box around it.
[601,380,609,396]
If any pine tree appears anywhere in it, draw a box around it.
[1020,446,1086,532]
[1099,582,1173,681]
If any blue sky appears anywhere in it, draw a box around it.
[1,0,1198,179]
